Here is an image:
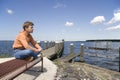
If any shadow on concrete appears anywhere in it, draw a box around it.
[23,66,47,78]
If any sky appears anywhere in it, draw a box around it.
[0,0,120,41]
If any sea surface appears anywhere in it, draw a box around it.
[0,40,119,71]
[63,41,119,72]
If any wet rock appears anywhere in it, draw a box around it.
[54,60,120,80]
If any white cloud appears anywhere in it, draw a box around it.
[90,16,105,24]
[6,9,13,14]
[105,24,120,30]
[107,10,120,24]
[53,3,66,8]
[65,21,74,27]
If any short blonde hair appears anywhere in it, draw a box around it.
[23,21,34,30]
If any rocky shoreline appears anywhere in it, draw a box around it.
[54,59,120,80]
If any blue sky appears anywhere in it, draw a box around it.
[0,0,120,41]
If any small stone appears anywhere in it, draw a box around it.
[61,72,68,78]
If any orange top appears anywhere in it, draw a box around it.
[13,30,41,51]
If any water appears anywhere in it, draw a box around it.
[0,41,14,56]
[0,40,119,71]
[63,41,119,72]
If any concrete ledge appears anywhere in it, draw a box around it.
[0,57,15,63]
[35,57,57,80]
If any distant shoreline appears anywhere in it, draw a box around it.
[86,39,120,42]
[1,39,120,42]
